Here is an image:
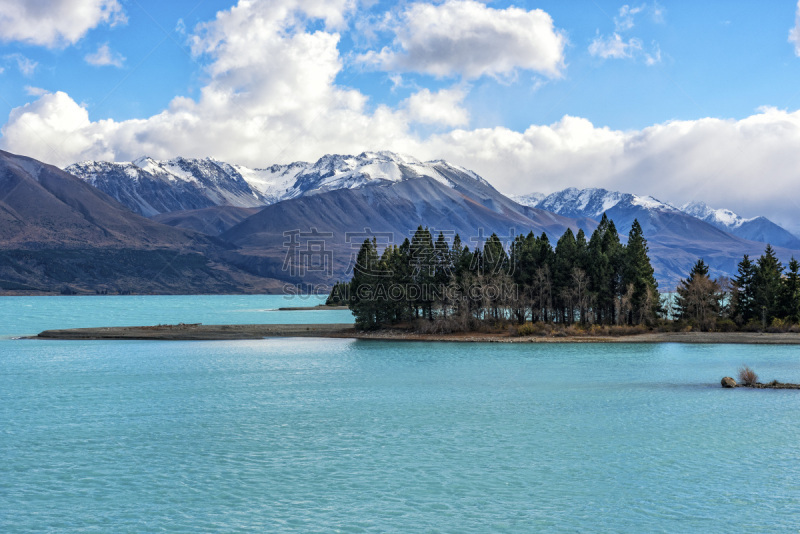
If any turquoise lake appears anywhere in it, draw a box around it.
[2,295,800,532]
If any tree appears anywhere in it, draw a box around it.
[732,255,757,324]
[553,228,578,323]
[622,219,659,324]
[675,259,722,330]
[780,257,800,323]
[753,245,783,326]
[349,239,381,329]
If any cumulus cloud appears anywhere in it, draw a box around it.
[357,0,566,79]
[790,0,800,56]
[85,43,125,67]
[402,87,469,127]
[417,108,800,233]
[2,0,800,232]
[0,0,126,48]
[1,0,414,166]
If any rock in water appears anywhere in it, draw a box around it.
[721,376,737,388]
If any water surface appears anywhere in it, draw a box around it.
[1,297,799,532]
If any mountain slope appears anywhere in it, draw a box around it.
[66,157,269,216]
[0,150,283,294]
[681,201,800,249]
[66,151,509,217]
[518,187,800,289]
[220,176,596,284]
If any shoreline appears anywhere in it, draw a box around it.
[31,324,800,344]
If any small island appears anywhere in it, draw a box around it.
[721,366,800,389]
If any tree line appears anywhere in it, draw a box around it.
[674,246,800,331]
[329,214,660,330]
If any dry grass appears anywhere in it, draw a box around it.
[738,365,759,386]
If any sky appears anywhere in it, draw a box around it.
[1,0,800,231]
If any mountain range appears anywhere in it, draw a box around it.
[0,150,283,294]
[2,149,798,294]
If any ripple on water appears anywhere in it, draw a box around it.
[2,303,800,531]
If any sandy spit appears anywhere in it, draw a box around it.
[31,324,800,344]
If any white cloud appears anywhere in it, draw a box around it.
[2,0,800,233]
[593,3,663,65]
[5,53,38,77]
[418,108,800,233]
[24,86,49,96]
[357,0,566,79]
[790,0,800,56]
[589,34,660,65]
[0,0,126,48]
[615,4,645,32]
[403,87,469,127]
[85,43,125,67]
[1,0,413,166]
[589,33,642,59]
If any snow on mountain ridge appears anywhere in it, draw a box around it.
[680,201,755,229]
[65,151,493,216]
[532,187,678,218]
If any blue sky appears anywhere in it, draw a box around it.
[1,0,800,229]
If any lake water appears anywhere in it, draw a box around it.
[2,296,800,532]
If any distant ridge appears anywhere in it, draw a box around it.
[55,153,800,291]
[66,151,492,217]
[0,150,283,294]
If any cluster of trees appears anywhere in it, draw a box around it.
[674,246,800,330]
[331,215,660,330]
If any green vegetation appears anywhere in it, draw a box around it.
[339,215,800,334]
[341,215,661,331]
[676,245,800,331]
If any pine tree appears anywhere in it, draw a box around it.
[780,257,800,323]
[753,245,784,326]
[409,226,435,319]
[349,239,381,329]
[623,219,659,324]
[732,255,757,324]
[675,259,721,330]
[553,228,577,323]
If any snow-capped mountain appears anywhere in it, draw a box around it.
[517,187,683,236]
[531,187,679,219]
[681,201,800,249]
[510,192,544,207]
[66,151,494,217]
[67,157,269,216]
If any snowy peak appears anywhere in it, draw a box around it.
[511,192,545,207]
[680,201,754,229]
[532,187,678,219]
[288,151,489,195]
[680,200,800,248]
[66,151,494,216]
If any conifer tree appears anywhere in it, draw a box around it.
[349,239,381,329]
[732,254,757,324]
[623,219,659,324]
[753,244,784,325]
[675,259,721,330]
[780,257,800,323]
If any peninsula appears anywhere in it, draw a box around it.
[34,323,800,344]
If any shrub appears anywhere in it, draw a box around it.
[738,365,759,386]
[516,322,536,336]
[715,318,738,332]
[767,317,789,333]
